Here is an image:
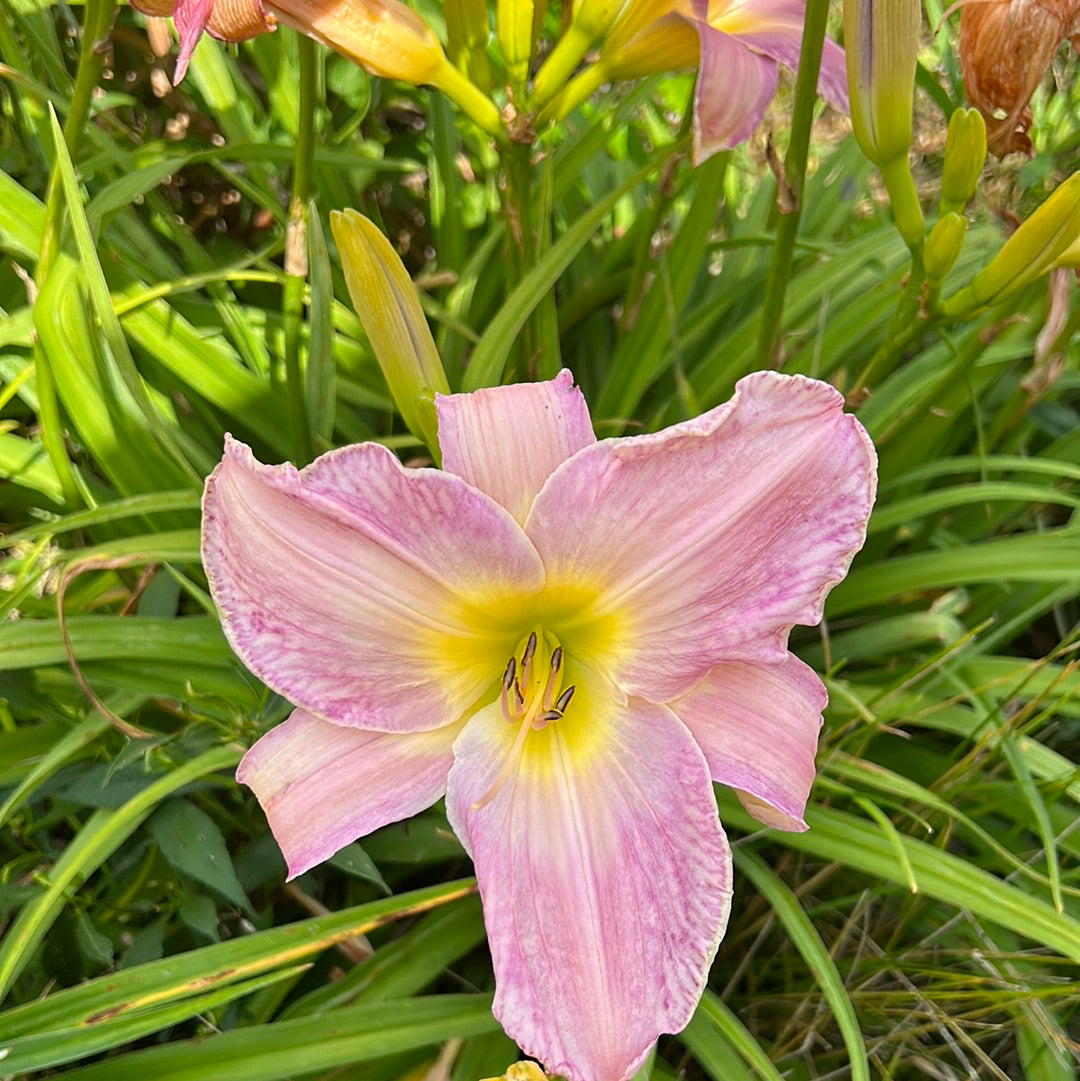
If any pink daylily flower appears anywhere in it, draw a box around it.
[202,370,876,1081]
[602,0,849,161]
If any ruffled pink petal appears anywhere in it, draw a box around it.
[526,371,876,704]
[692,20,779,159]
[237,708,460,879]
[172,0,215,82]
[446,674,731,1081]
[436,370,596,524]
[710,0,848,112]
[672,654,825,830]
[202,437,544,732]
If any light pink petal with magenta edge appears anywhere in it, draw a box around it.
[436,370,596,524]
[710,0,848,112]
[446,680,731,1081]
[238,708,460,879]
[202,437,543,733]
[673,654,826,830]
[691,16,778,159]
[525,371,877,704]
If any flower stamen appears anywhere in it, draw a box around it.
[472,629,574,811]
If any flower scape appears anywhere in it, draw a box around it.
[201,369,877,1081]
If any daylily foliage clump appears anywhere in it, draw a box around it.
[203,370,876,1081]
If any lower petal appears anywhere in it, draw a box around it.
[237,708,461,879]
[446,678,731,1081]
[172,0,215,81]
[672,655,825,831]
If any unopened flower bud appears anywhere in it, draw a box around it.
[944,173,1080,315]
[843,0,921,168]
[497,0,536,87]
[940,107,987,216]
[330,209,450,456]
[924,212,968,286]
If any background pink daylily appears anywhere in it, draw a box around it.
[202,370,876,1081]
[601,0,849,160]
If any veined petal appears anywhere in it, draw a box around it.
[446,675,731,1081]
[672,654,825,830]
[131,0,176,16]
[693,22,778,158]
[436,370,596,525]
[204,0,276,44]
[706,0,848,112]
[526,372,876,703]
[238,708,461,879]
[202,437,544,732]
[173,0,215,81]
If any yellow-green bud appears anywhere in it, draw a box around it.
[940,108,987,216]
[943,173,1080,316]
[844,0,921,168]
[497,0,535,87]
[924,212,967,286]
[330,209,450,457]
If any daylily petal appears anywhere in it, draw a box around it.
[602,6,701,77]
[173,0,215,81]
[204,0,276,44]
[693,21,778,157]
[526,371,876,703]
[707,0,848,111]
[237,708,461,879]
[446,672,731,1081]
[132,0,176,16]
[436,370,596,525]
[202,437,544,732]
[672,654,825,830]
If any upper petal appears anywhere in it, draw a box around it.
[202,437,544,732]
[672,654,825,830]
[693,22,778,158]
[238,708,460,879]
[446,674,731,1081]
[436,370,596,525]
[525,372,877,703]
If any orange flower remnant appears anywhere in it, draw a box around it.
[959,0,1080,156]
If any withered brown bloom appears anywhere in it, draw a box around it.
[959,0,1080,156]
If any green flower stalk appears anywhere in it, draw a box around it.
[330,209,451,458]
[940,107,987,217]
[843,0,924,249]
[943,173,1080,317]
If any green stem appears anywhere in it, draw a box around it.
[880,155,925,256]
[531,22,596,109]
[34,0,115,507]
[283,34,318,465]
[430,59,504,137]
[537,61,607,128]
[754,0,828,370]
[503,139,539,375]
